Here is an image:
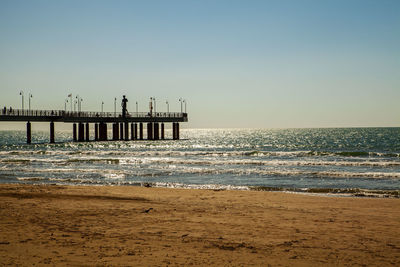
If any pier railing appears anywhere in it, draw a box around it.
[0,108,186,119]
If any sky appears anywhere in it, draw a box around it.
[0,0,399,129]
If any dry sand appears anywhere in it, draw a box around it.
[0,184,399,266]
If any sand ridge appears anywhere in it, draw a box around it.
[0,184,399,266]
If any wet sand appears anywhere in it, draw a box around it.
[0,184,399,266]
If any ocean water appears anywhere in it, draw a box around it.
[0,128,399,196]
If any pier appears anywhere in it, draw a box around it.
[0,97,188,143]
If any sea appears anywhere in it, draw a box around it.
[0,128,399,197]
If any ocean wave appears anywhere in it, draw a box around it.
[13,156,392,168]
[1,149,399,158]
[2,150,399,169]
[141,183,398,198]
[10,178,399,198]
[250,186,399,198]
[0,157,400,179]
[66,158,120,164]
[176,168,400,179]
[115,157,400,168]
[48,177,104,184]
[16,177,46,181]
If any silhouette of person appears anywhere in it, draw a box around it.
[121,95,128,118]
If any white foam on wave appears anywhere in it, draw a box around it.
[175,166,400,179]
[16,177,46,181]
[103,173,126,179]
[149,182,250,191]
[100,156,400,168]
[3,161,400,179]
[1,149,399,159]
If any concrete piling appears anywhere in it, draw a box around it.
[139,123,143,140]
[161,123,164,140]
[147,123,153,140]
[131,123,134,140]
[172,122,180,140]
[120,123,124,140]
[99,122,107,141]
[124,122,129,141]
[95,123,99,141]
[172,123,176,140]
[99,123,104,141]
[134,123,138,140]
[27,122,31,144]
[112,123,118,140]
[154,123,159,140]
[73,123,77,142]
[78,123,84,142]
[50,122,55,143]
[85,123,89,141]
[103,123,108,141]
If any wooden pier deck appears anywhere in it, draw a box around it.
[0,108,188,143]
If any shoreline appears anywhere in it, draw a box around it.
[7,181,400,199]
[1,183,399,266]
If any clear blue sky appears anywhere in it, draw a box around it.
[0,0,399,128]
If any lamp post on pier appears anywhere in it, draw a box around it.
[183,99,187,113]
[76,96,83,112]
[179,98,183,113]
[136,101,138,114]
[19,91,24,111]
[153,97,156,114]
[150,97,153,116]
[68,93,73,112]
[166,101,169,113]
[76,95,79,112]
[101,101,104,113]
[114,97,117,117]
[28,93,33,112]
[64,99,69,112]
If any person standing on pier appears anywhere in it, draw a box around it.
[121,95,128,118]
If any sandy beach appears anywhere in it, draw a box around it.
[0,184,399,266]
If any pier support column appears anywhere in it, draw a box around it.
[103,123,107,141]
[50,122,55,143]
[120,123,124,140]
[27,122,31,144]
[134,123,138,140]
[99,122,108,141]
[147,123,153,140]
[116,123,119,140]
[139,123,143,140]
[78,123,84,142]
[161,123,164,140]
[154,123,159,140]
[99,123,104,141]
[85,123,89,141]
[124,122,129,141]
[112,123,115,140]
[95,123,99,141]
[131,123,134,140]
[112,123,118,140]
[176,123,180,140]
[172,123,176,140]
[73,123,77,142]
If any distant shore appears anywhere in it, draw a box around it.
[0,184,399,266]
